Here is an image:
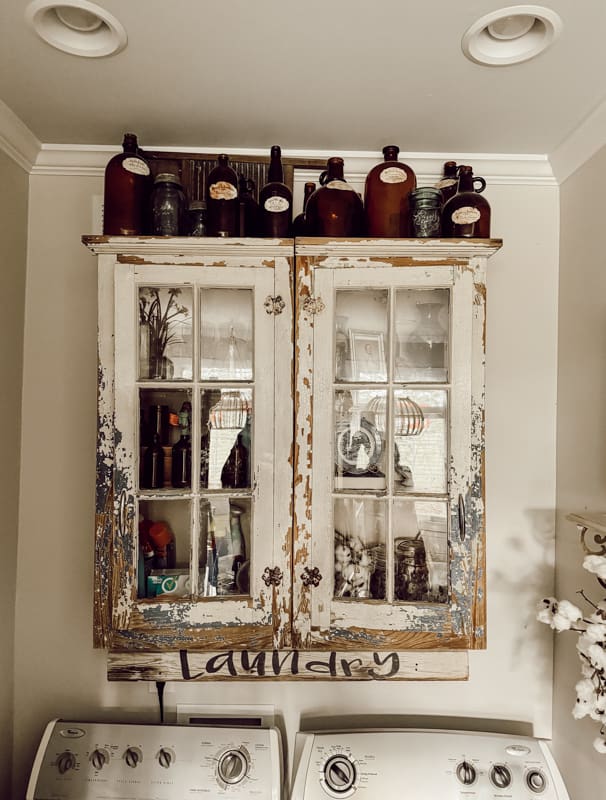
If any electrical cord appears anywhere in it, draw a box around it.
[156,680,166,723]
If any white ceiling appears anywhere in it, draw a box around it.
[1,0,606,167]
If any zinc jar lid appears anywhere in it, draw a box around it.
[154,172,181,185]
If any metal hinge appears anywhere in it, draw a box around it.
[262,566,283,587]
[302,295,325,315]
[264,295,286,315]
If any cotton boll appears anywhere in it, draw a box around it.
[583,555,606,580]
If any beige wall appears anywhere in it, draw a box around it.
[0,150,27,798]
[554,144,606,798]
[12,172,560,797]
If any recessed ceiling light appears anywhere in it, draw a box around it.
[25,0,127,58]
[462,5,562,66]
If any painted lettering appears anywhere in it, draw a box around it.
[240,650,267,676]
[368,651,400,680]
[272,649,299,675]
[305,651,337,676]
[206,651,237,676]
[340,657,364,677]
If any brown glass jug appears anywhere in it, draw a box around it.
[436,160,459,205]
[259,145,292,237]
[441,165,491,238]
[206,154,239,237]
[364,145,416,237]
[103,133,151,235]
[305,157,364,237]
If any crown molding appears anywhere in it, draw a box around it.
[30,143,556,185]
[549,96,606,184]
[0,99,40,173]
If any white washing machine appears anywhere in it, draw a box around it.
[26,718,283,800]
[290,729,570,800]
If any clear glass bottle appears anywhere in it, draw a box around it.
[364,145,416,237]
[151,173,186,235]
[305,157,364,237]
[103,132,151,235]
[259,145,293,237]
[206,154,239,237]
[441,165,490,238]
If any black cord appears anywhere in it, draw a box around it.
[155,680,166,723]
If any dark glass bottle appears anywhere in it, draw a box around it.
[292,181,316,236]
[103,133,151,235]
[441,165,491,238]
[171,401,192,488]
[436,160,459,205]
[238,175,260,236]
[221,428,250,489]
[141,433,165,489]
[364,145,416,237]
[259,145,292,237]
[305,157,364,237]
[150,173,187,235]
[205,154,239,237]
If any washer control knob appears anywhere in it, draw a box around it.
[158,747,174,769]
[490,764,512,789]
[56,751,76,774]
[218,749,249,784]
[324,755,357,793]
[456,760,477,786]
[90,748,109,770]
[124,746,142,768]
[527,769,547,793]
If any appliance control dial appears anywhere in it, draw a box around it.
[490,764,512,789]
[157,747,175,769]
[323,754,357,794]
[456,760,477,786]
[124,746,143,768]
[56,751,76,774]
[217,748,249,784]
[90,748,109,770]
[527,769,547,793]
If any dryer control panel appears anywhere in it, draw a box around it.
[27,719,283,800]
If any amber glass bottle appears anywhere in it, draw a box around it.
[206,154,239,237]
[441,165,490,238]
[436,161,459,205]
[292,181,316,236]
[259,145,292,237]
[305,157,364,237]
[364,145,416,237]
[103,133,151,235]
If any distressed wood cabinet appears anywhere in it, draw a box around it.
[85,236,501,681]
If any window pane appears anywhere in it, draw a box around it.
[335,289,389,382]
[138,499,191,599]
[139,286,193,380]
[334,389,387,492]
[393,389,447,494]
[334,497,386,600]
[198,498,251,597]
[393,499,448,604]
[200,288,253,381]
[394,288,449,383]
[200,388,252,490]
[139,389,192,490]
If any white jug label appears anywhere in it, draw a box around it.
[327,180,355,191]
[209,181,238,200]
[123,157,150,176]
[436,177,456,189]
[452,206,481,225]
[264,196,290,212]
[380,167,407,184]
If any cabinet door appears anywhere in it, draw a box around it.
[294,259,485,650]
[110,259,292,651]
